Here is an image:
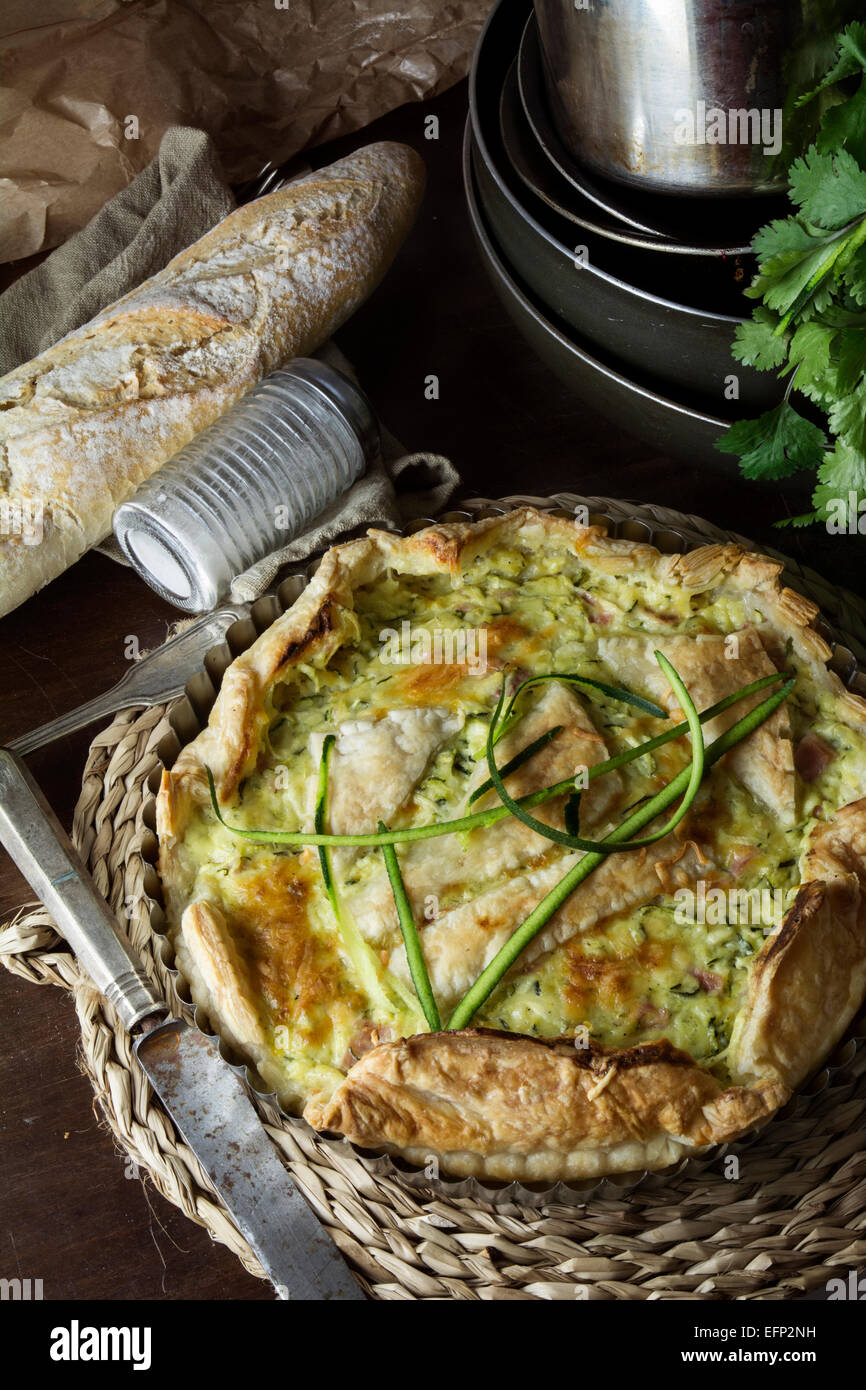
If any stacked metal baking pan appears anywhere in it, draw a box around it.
[465,0,853,466]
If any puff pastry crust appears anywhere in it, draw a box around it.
[157,508,866,1181]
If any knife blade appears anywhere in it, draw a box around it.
[136,1020,364,1300]
[0,747,365,1301]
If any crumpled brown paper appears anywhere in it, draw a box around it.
[0,0,488,263]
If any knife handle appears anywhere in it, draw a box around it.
[0,748,165,1031]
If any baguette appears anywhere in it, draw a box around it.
[0,142,425,619]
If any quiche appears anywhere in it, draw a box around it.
[156,508,866,1182]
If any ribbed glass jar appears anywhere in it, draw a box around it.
[113,359,378,612]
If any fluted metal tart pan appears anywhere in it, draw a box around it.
[138,494,866,1208]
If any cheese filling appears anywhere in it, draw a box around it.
[172,534,866,1109]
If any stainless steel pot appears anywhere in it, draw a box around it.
[469,0,776,409]
[463,123,741,471]
[533,0,856,196]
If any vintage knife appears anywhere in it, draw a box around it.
[0,748,365,1302]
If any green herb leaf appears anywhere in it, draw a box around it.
[789,147,866,229]
[757,256,837,329]
[797,22,866,105]
[818,83,866,161]
[827,376,866,449]
[835,324,866,388]
[774,510,822,529]
[752,216,821,275]
[731,307,790,371]
[716,401,827,480]
[725,24,866,515]
[812,436,866,522]
[840,242,866,304]
[786,319,836,386]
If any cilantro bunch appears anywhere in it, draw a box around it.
[717,24,866,527]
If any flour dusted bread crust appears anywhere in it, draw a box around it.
[157,508,866,1181]
[0,142,425,619]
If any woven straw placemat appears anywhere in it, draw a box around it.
[3,493,866,1301]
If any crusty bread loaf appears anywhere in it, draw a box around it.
[0,141,425,619]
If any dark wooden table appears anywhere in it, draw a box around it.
[1,79,863,1303]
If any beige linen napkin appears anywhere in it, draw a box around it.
[0,126,459,601]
